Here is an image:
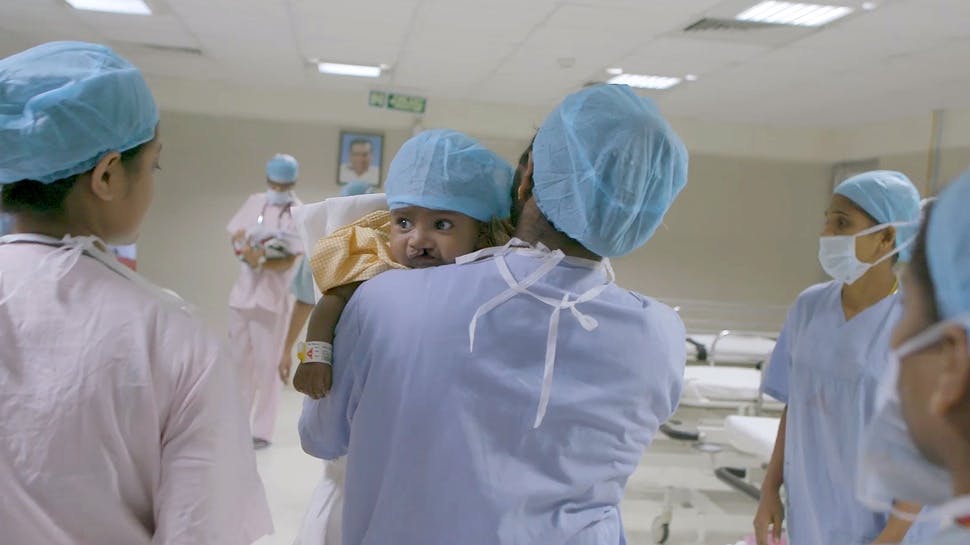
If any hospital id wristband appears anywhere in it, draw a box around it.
[299,341,332,365]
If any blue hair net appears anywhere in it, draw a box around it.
[266,154,299,184]
[341,180,372,197]
[834,170,921,262]
[926,171,970,321]
[532,84,688,257]
[385,129,513,222]
[0,41,158,185]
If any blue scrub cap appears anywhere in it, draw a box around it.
[266,154,299,184]
[385,129,513,222]
[926,170,970,322]
[340,180,372,197]
[834,170,921,262]
[0,41,158,185]
[531,84,688,258]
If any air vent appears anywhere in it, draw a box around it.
[113,42,204,56]
[683,17,779,32]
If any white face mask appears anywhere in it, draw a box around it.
[858,314,970,522]
[266,189,294,206]
[818,221,915,285]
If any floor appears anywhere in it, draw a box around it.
[254,389,759,545]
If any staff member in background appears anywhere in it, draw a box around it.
[227,153,303,449]
[279,181,373,385]
[756,171,931,545]
[0,41,271,544]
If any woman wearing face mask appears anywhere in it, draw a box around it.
[227,154,303,449]
[858,171,970,544]
[754,171,931,545]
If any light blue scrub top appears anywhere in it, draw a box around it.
[763,281,932,545]
[299,250,686,545]
[290,257,314,305]
[929,524,970,544]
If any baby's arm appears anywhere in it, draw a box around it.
[293,282,363,399]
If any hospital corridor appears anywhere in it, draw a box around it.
[3,1,970,545]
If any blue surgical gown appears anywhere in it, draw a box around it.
[299,251,686,545]
[763,281,932,545]
[929,524,970,544]
[290,257,315,305]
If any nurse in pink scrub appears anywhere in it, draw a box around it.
[227,153,303,449]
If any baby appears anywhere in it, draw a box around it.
[293,129,514,399]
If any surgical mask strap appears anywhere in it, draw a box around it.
[895,313,970,361]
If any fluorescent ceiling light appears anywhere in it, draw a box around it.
[685,74,699,82]
[606,67,624,76]
[317,62,382,78]
[65,0,152,15]
[608,73,682,90]
[736,1,852,27]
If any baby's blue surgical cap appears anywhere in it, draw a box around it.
[385,129,513,222]
[926,170,970,322]
[531,84,688,257]
[0,41,158,185]
[834,170,921,262]
[266,154,299,184]
[340,180,372,197]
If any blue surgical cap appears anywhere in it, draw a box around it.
[0,41,158,185]
[834,170,921,262]
[926,170,970,322]
[532,84,688,257]
[266,154,299,184]
[385,129,513,222]
[341,180,372,197]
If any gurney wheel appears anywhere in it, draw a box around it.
[651,517,670,544]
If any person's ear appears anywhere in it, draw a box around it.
[86,152,124,202]
[930,324,970,416]
[881,226,896,252]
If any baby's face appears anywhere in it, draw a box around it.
[389,206,480,268]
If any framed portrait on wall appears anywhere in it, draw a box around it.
[338,130,383,188]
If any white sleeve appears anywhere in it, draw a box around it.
[152,330,273,545]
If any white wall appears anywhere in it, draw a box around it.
[138,109,831,334]
[135,84,970,334]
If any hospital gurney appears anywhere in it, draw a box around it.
[685,330,777,367]
[650,330,781,544]
[649,415,782,544]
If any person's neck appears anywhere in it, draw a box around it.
[13,212,101,241]
[514,216,600,261]
[842,263,896,319]
[942,439,970,498]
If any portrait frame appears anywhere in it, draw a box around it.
[337,130,384,189]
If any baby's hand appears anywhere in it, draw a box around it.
[293,362,333,400]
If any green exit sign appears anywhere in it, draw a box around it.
[368,91,387,108]
[387,93,426,114]
[368,91,426,114]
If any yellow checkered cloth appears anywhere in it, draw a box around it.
[309,210,515,294]
[309,210,405,294]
